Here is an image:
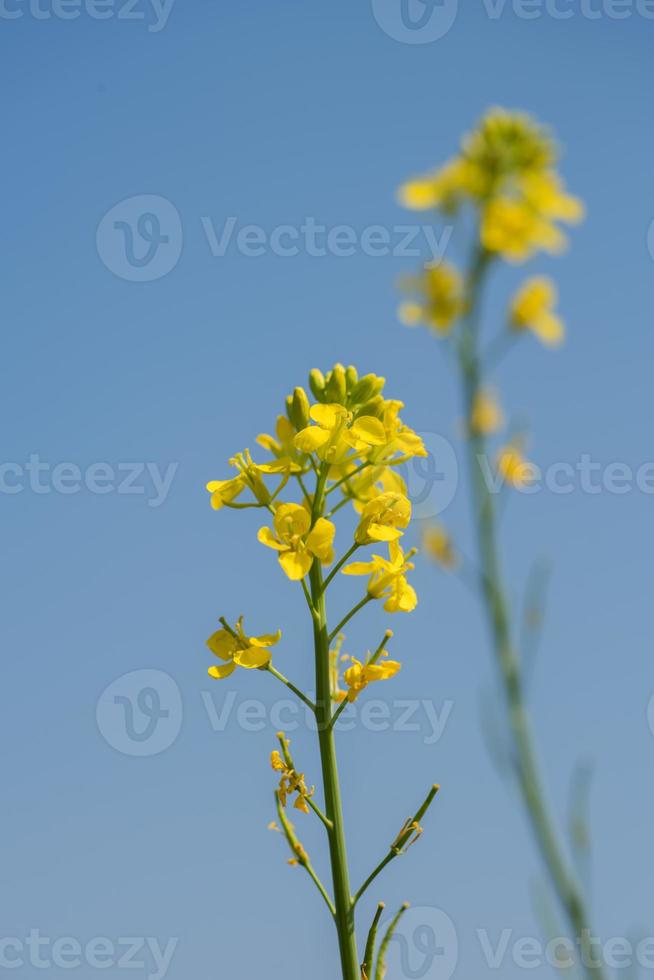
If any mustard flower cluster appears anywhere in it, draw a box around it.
[205,364,426,685]
[397,107,585,563]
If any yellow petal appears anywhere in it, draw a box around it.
[349,416,387,446]
[274,502,311,539]
[310,403,350,429]
[279,549,313,581]
[398,177,438,211]
[234,646,273,669]
[294,426,331,454]
[208,661,237,680]
[341,560,376,576]
[206,630,238,661]
[257,526,286,551]
[532,312,565,347]
[306,518,336,563]
[398,301,424,327]
[250,629,282,648]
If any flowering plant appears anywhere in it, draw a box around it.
[205,364,438,980]
[398,107,607,980]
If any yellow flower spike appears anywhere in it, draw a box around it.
[343,541,418,613]
[398,158,472,213]
[342,656,402,702]
[423,525,458,570]
[398,262,464,335]
[206,616,281,680]
[354,491,412,545]
[470,388,504,436]
[497,443,535,489]
[258,502,335,580]
[510,277,565,347]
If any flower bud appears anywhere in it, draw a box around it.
[351,373,385,405]
[358,395,385,419]
[345,365,358,391]
[308,368,326,402]
[291,386,311,430]
[325,363,347,403]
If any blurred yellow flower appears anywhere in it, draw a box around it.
[399,263,464,335]
[207,617,281,679]
[510,277,564,347]
[422,525,458,569]
[497,443,534,488]
[258,503,335,580]
[470,389,504,436]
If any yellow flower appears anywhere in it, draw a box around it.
[481,198,565,262]
[462,107,556,194]
[207,617,281,679]
[354,491,412,545]
[510,277,564,347]
[206,449,298,511]
[342,655,402,702]
[343,540,417,613]
[470,389,504,436]
[497,443,534,488]
[398,262,464,335]
[258,502,335,580]
[294,403,386,465]
[257,414,306,468]
[423,525,458,569]
[520,170,584,224]
[398,157,473,213]
[347,466,408,514]
[271,738,314,813]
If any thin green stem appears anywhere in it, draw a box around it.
[353,784,439,908]
[309,465,360,980]
[266,664,316,714]
[328,595,374,644]
[326,460,372,495]
[374,903,409,980]
[458,247,607,980]
[274,792,335,918]
[321,543,360,594]
[362,902,385,980]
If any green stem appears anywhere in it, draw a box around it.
[266,664,316,714]
[458,248,607,980]
[309,466,360,980]
[328,595,373,644]
[353,784,439,907]
[321,543,360,594]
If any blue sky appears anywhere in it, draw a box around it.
[3,3,654,978]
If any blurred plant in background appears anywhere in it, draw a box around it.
[205,365,439,980]
[397,108,608,980]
